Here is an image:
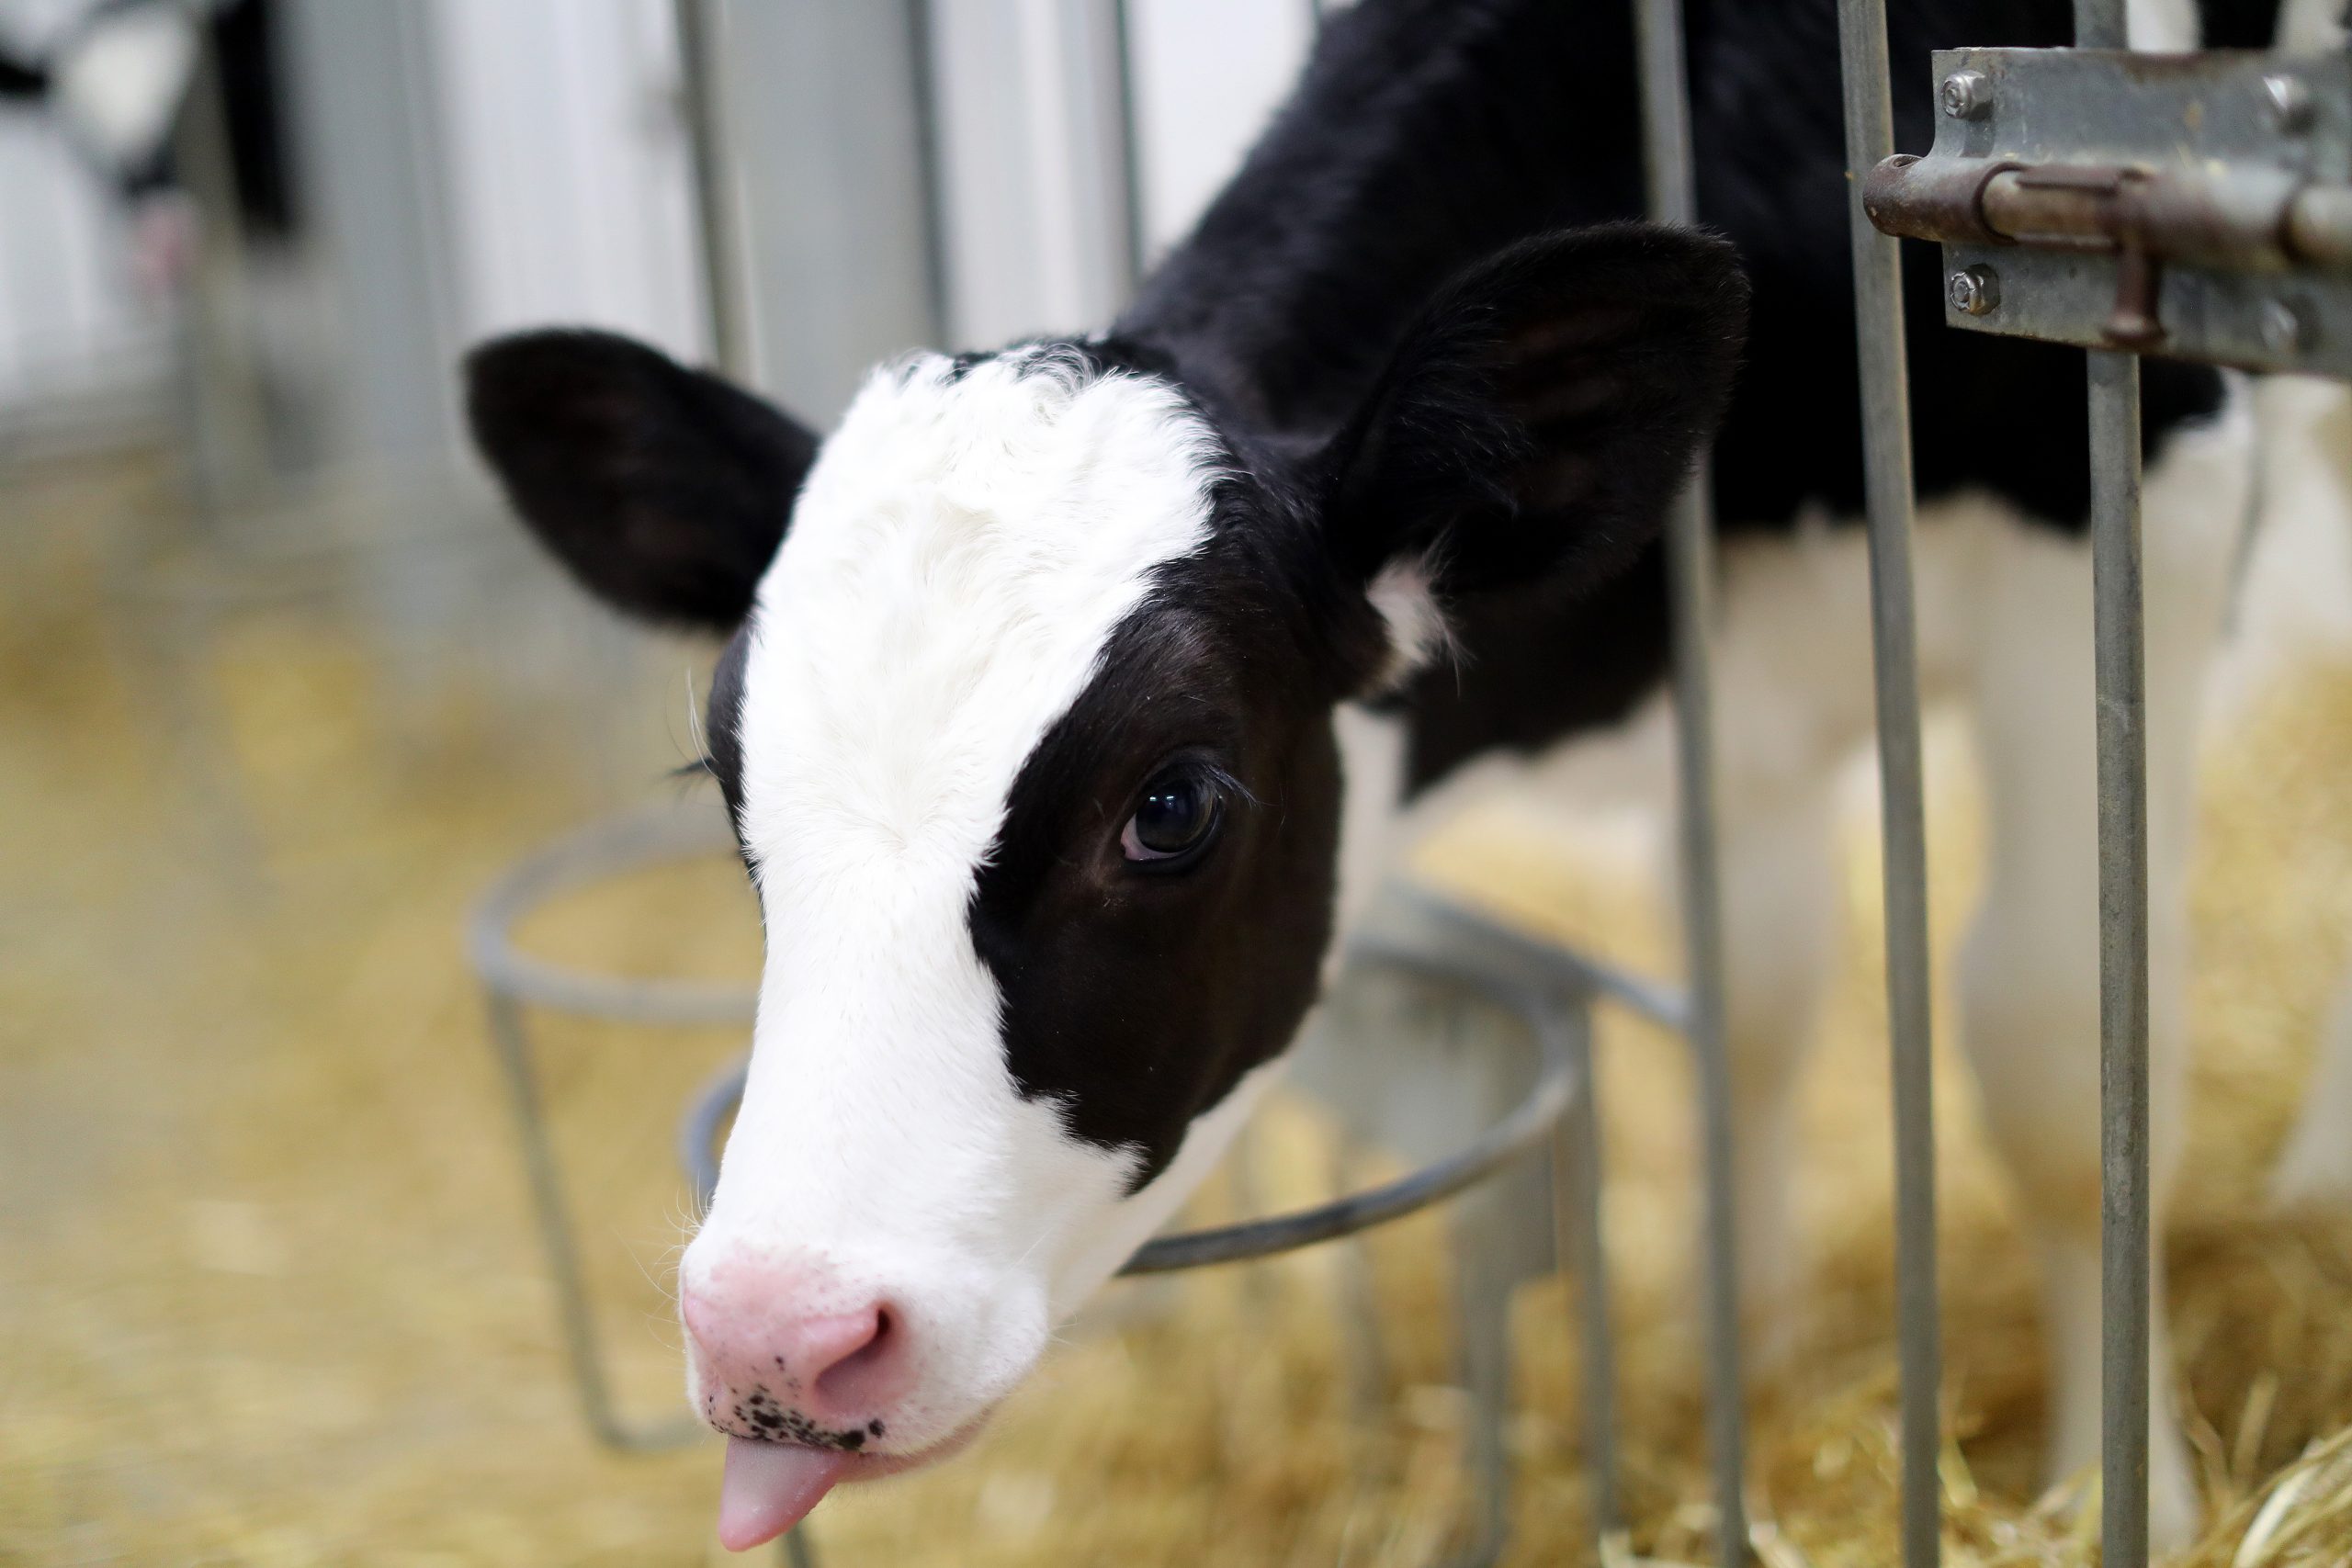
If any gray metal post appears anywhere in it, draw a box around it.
[673,0,756,380]
[2069,6,2152,1567]
[1453,1186,1514,1568]
[715,0,944,419]
[1833,4,1944,1565]
[2090,342,2151,1568]
[280,0,468,464]
[1631,1,1747,1559]
[1108,0,1149,299]
[1552,1001,1623,1560]
[483,992,699,1453]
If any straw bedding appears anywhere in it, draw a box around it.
[5,447,2350,1566]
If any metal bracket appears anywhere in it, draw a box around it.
[1864,47,2352,372]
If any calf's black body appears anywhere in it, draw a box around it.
[1114,0,2233,789]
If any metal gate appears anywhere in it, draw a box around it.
[1667,2,2352,1565]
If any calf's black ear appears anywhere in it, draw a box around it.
[464,329,820,632]
[1319,223,1747,609]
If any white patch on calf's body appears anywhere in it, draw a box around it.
[1364,558,1452,691]
[2275,970,2352,1205]
[687,348,1227,1446]
[1332,703,1413,940]
[51,7,198,171]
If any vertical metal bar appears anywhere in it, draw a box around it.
[1634,0,1697,220]
[489,991,811,1551]
[1833,4,1943,1565]
[2065,5,2148,1564]
[1330,1137,1394,1422]
[1108,0,1149,299]
[2074,0,2130,50]
[1631,2,1746,1560]
[484,992,619,1445]
[673,0,755,380]
[1552,1001,1623,1560]
[1453,1180,1514,1567]
[486,995,655,1450]
[907,0,954,346]
[2090,344,2150,1568]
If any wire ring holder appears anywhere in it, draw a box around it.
[471,803,1692,1567]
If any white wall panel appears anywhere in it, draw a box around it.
[924,0,1316,349]
[715,0,941,421]
[1125,0,1314,264]
[928,0,1131,345]
[0,0,1329,434]
[428,0,703,364]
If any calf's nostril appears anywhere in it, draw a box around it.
[809,1303,905,1415]
[681,1271,913,1428]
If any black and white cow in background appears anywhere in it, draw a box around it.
[464,0,2352,1551]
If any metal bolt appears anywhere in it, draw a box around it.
[2262,299,2310,355]
[2263,73,2314,131]
[1948,265,2000,316]
[1940,69,1991,119]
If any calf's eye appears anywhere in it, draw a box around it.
[1121,771,1224,865]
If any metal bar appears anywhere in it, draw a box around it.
[2074,0,2129,51]
[682,943,1580,1275]
[1405,886,1690,1034]
[1667,482,1746,1568]
[1453,1188,1514,1568]
[906,0,954,345]
[2070,7,2149,1565]
[1865,155,2348,276]
[485,992,700,1452]
[1108,0,1149,299]
[673,0,755,379]
[1632,0,1747,1560]
[1331,1135,1394,1422]
[1835,3,1944,1565]
[1553,1001,1623,1559]
[2090,344,2151,1568]
[469,806,757,1026]
[490,838,819,1565]
[1634,0,1697,222]
[1125,942,1574,1270]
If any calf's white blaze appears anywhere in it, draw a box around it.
[683,347,1255,1445]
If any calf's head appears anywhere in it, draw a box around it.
[466,225,1744,1545]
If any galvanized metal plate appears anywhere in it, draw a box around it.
[1928,47,2352,373]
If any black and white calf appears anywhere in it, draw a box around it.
[465,0,2352,1551]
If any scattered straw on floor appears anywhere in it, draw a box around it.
[6,446,2351,1566]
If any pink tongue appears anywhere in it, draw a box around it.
[718,1438,854,1551]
